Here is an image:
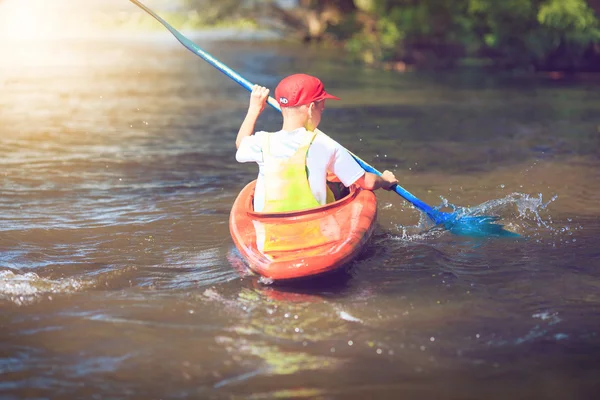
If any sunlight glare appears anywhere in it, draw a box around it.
[0,0,96,41]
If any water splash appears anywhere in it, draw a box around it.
[454,192,557,224]
[338,310,363,323]
[394,225,445,242]
[532,311,561,325]
[0,270,87,305]
[258,276,275,285]
[469,192,575,243]
[396,192,558,240]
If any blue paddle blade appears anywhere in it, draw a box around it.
[429,210,518,237]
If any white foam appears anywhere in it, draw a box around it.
[0,270,86,305]
[338,311,363,323]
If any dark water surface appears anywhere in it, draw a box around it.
[1,36,600,399]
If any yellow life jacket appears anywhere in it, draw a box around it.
[261,130,334,213]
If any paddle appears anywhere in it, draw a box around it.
[128,0,517,237]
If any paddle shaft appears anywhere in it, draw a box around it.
[128,0,439,220]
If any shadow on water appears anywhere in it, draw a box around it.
[227,248,356,300]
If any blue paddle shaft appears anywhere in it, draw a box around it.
[129,0,442,223]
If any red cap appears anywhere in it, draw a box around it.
[275,74,340,107]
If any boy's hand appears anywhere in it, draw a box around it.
[236,85,269,149]
[248,85,270,116]
[381,170,398,190]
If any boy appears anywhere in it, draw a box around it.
[235,73,398,213]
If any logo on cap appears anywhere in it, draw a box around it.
[279,97,288,104]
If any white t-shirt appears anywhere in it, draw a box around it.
[236,128,365,212]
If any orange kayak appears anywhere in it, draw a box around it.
[229,180,377,281]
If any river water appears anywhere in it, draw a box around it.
[1,35,599,399]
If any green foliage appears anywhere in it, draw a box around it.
[466,0,540,66]
[332,0,600,70]
[538,0,600,48]
[462,0,600,68]
[378,16,404,49]
[539,0,600,32]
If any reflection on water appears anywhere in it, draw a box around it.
[1,34,600,399]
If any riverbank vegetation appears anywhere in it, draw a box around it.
[112,0,600,72]
[260,0,600,72]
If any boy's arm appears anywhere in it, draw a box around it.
[354,171,398,191]
[320,131,398,191]
[235,85,270,149]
